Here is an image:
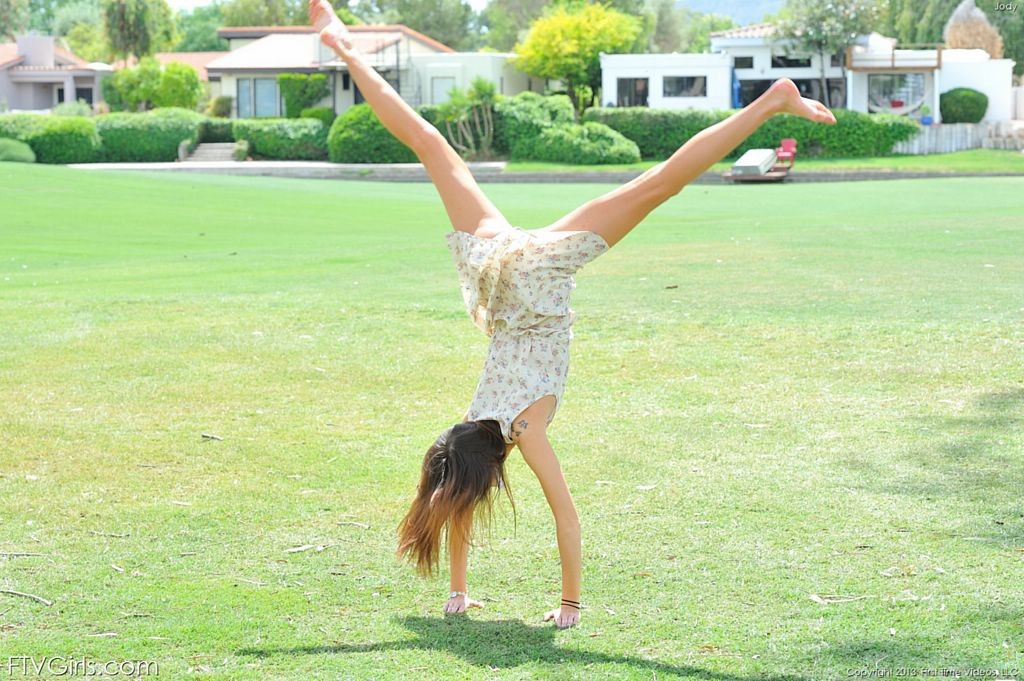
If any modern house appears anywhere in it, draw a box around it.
[600,22,1016,123]
[0,33,111,112]
[206,25,547,118]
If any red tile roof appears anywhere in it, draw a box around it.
[0,43,24,69]
[710,23,777,40]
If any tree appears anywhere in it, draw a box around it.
[174,3,228,51]
[106,54,162,110]
[28,0,66,32]
[678,10,735,53]
[103,0,178,62]
[152,60,203,108]
[0,0,30,40]
[513,3,642,119]
[776,0,881,107]
[391,0,477,51]
[480,0,548,51]
[221,0,292,26]
[65,21,113,61]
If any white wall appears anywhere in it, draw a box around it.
[600,53,731,110]
[409,52,540,105]
[939,50,1015,122]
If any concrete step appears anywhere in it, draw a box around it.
[187,142,235,162]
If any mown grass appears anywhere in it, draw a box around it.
[1,163,1022,680]
[505,148,1024,174]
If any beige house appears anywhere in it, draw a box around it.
[206,25,547,118]
[0,33,111,112]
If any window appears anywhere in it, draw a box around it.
[734,56,753,69]
[431,76,456,105]
[663,76,707,97]
[867,72,926,115]
[831,53,842,67]
[771,54,812,68]
[342,73,350,91]
[254,78,278,117]
[616,77,648,107]
[236,77,280,117]
[237,78,252,117]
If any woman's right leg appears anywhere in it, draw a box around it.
[310,0,511,236]
[540,78,836,248]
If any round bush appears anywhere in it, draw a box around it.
[28,117,100,163]
[0,137,36,163]
[939,87,988,124]
[493,91,575,158]
[532,122,640,164]
[53,99,93,117]
[327,104,416,163]
[205,96,233,118]
[231,118,327,160]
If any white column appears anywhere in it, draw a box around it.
[65,75,76,105]
[933,69,941,124]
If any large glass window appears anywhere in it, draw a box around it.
[663,76,706,97]
[867,73,926,115]
[616,77,648,107]
[771,54,812,68]
[237,78,252,117]
[734,56,753,69]
[254,78,278,117]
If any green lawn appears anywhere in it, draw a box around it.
[506,148,1024,174]
[1,163,1022,680]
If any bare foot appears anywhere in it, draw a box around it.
[309,0,352,51]
[765,78,837,125]
[543,604,581,629]
[442,593,485,614]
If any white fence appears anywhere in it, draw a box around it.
[892,123,988,154]
[1013,86,1024,120]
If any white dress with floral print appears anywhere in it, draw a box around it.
[445,226,609,444]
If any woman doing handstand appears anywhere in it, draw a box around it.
[309,0,836,630]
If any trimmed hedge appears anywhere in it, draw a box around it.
[0,137,36,163]
[327,103,417,163]
[95,107,205,162]
[493,91,575,158]
[300,106,336,128]
[0,114,100,163]
[533,122,640,164]
[233,139,250,161]
[201,118,234,143]
[940,87,988,124]
[232,118,328,160]
[583,106,920,159]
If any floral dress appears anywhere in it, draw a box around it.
[445,226,609,444]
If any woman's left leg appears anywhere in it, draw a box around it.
[540,78,836,248]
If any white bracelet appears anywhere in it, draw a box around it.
[449,590,467,599]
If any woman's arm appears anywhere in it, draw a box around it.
[515,414,582,628]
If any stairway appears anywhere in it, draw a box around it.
[185,143,235,162]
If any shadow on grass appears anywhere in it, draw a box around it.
[237,614,810,680]
[849,387,1024,543]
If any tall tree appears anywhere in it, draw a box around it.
[103,0,177,61]
[679,9,735,53]
[648,0,682,52]
[1,0,30,40]
[175,3,228,51]
[513,3,642,118]
[776,0,881,106]
[480,0,548,51]
[28,0,66,32]
[390,0,477,50]
[221,0,293,26]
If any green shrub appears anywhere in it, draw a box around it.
[493,91,574,158]
[53,98,93,116]
[232,118,327,160]
[200,117,233,143]
[300,106,336,128]
[584,106,919,159]
[0,137,36,163]
[96,108,204,162]
[532,121,640,164]
[0,114,100,163]
[152,62,203,110]
[205,95,233,118]
[233,139,250,161]
[327,104,416,163]
[939,87,988,124]
[278,73,330,118]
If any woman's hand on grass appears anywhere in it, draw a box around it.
[443,594,484,614]
[543,605,580,629]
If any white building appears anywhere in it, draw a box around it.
[599,22,1016,123]
[207,26,547,118]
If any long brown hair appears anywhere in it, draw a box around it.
[396,419,516,578]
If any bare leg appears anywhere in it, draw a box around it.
[541,78,837,248]
[310,0,511,236]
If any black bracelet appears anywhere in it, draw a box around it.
[561,598,581,610]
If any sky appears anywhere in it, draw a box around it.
[165,0,491,13]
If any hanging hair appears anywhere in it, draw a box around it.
[396,419,516,578]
